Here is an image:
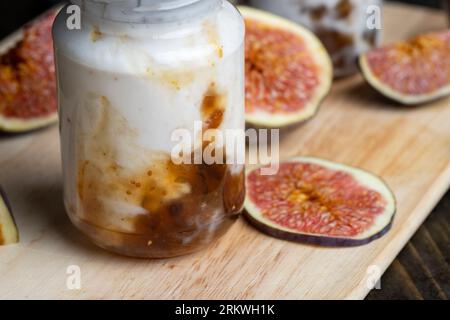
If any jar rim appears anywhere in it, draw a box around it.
[70,0,220,24]
[71,0,204,11]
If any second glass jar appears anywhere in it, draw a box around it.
[249,0,383,77]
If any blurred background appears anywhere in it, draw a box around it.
[0,0,446,39]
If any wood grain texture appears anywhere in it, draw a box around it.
[367,189,450,300]
[0,3,449,299]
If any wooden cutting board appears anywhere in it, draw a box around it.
[0,3,449,299]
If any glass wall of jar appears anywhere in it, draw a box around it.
[53,0,245,258]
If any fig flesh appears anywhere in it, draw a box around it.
[244,157,396,247]
[0,11,58,132]
[240,6,333,127]
[360,30,450,105]
[0,188,19,246]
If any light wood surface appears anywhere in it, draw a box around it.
[0,4,449,299]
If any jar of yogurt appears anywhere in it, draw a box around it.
[249,0,382,77]
[53,0,245,258]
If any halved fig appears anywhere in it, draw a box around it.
[0,188,19,245]
[0,11,58,132]
[360,30,450,105]
[244,157,396,247]
[240,6,333,128]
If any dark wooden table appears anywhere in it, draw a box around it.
[367,189,450,300]
[0,0,449,300]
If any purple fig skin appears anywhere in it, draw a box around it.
[244,210,395,247]
[244,157,397,247]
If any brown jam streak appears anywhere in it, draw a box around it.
[203,21,224,59]
[0,228,4,245]
[335,0,353,19]
[76,88,244,257]
[201,83,225,131]
[316,28,354,55]
[309,5,328,21]
[223,168,245,214]
[91,26,103,42]
[130,158,243,257]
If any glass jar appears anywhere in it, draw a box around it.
[53,0,245,258]
[248,0,382,77]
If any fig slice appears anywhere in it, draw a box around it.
[244,157,396,247]
[360,30,450,105]
[239,6,332,128]
[0,188,19,245]
[0,11,58,132]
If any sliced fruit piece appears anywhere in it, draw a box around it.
[0,11,58,132]
[0,114,58,132]
[244,157,396,247]
[360,30,450,105]
[239,6,332,128]
[0,188,19,245]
